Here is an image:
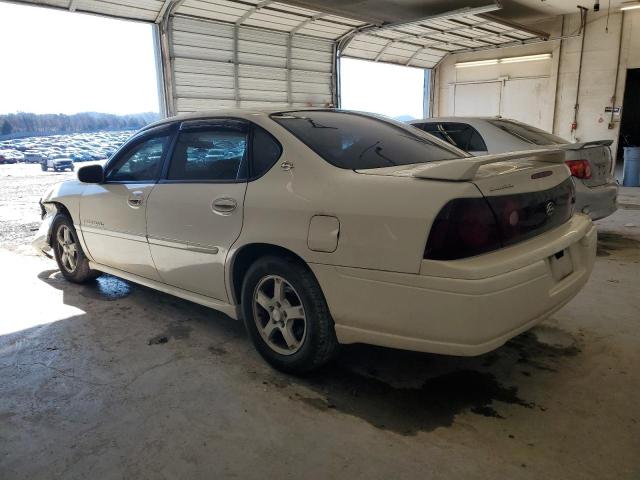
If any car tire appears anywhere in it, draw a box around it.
[41,164,47,171]
[51,214,100,283]
[241,255,338,374]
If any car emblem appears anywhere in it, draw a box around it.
[545,201,555,217]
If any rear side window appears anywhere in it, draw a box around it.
[271,111,462,170]
[251,126,282,178]
[468,129,487,152]
[416,123,450,143]
[488,119,568,146]
[441,123,487,152]
[168,126,248,181]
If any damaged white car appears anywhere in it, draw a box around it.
[34,109,597,372]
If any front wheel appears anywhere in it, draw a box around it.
[41,164,47,171]
[241,255,338,374]
[52,214,100,283]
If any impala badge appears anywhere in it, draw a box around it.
[545,202,555,217]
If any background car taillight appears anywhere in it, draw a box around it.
[424,198,501,260]
[565,159,592,179]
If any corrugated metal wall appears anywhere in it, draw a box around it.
[170,16,335,114]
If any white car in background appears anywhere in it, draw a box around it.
[33,109,596,373]
[410,118,618,220]
[41,156,75,172]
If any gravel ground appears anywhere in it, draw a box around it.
[0,162,102,252]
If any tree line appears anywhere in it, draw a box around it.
[0,111,160,137]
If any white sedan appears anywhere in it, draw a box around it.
[410,117,618,220]
[33,109,597,373]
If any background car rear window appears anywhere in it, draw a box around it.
[271,111,461,169]
[168,128,248,181]
[416,123,450,143]
[488,119,569,146]
[106,135,169,182]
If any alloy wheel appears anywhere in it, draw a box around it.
[252,275,307,355]
[56,224,78,273]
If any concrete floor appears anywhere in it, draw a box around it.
[1,189,639,480]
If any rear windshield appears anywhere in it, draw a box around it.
[488,119,569,146]
[271,110,462,169]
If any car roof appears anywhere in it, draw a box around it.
[141,107,336,131]
[140,107,416,133]
[409,117,501,125]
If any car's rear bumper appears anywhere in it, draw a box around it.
[575,180,618,220]
[310,214,596,356]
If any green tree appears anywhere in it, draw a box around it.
[1,119,12,136]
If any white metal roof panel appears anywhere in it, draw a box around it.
[15,0,548,69]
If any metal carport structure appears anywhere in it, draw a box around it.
[7,0,550,116]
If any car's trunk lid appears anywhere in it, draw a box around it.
[356,149,575,250]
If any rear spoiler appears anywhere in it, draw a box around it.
[401,149,566,181]
[559,139,613,151]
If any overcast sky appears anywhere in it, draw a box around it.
[0,2,160,115]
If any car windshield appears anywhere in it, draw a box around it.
[488,119,569,146]
[271,110,463,169]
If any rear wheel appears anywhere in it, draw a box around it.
[241,255,338,373]
[41,164,47,171]
[52,214,100,283]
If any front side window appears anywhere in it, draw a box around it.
[106,135,169,182]
[271,111,463,170]
[488,119,568,146]
[168,126,248,181]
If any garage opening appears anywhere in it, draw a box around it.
[339,57,429,120]
[617,68,640,181]
[0,2,161,130]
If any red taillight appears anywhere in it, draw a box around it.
[425,179,575,260]
[424,198,501,260]
[565,159,592,179]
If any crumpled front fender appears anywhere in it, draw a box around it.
[31,201,58,258]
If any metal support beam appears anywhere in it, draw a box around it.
[236,0,274,26]
[286,34,293,105]
[405,46,426,67]
[286,14,325,105]
[233,25,240,107]
[374,40,394,62]
[359,1,502,34]
[234,1,274,107]
[152,24,168,117]
[157,0,186,116]
[155,0,174,24]
[368,19,537,60]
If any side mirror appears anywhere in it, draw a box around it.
[77,164,104,183]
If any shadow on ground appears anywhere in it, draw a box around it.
[36,267,583,436]
[597,232,640,259]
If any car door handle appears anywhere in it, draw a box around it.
[212,197,237,214]
[127,191,144,207]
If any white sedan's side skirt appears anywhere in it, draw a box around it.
[88,261,240,320]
